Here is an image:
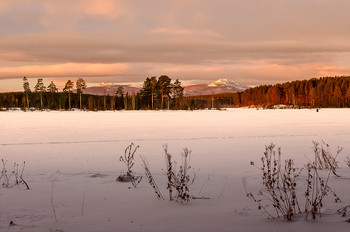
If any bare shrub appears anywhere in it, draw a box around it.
[117,143,142,187]
[304,142,342,220]
[337,205,350,217]
[309,141,341,177]
[246,144,302,220]
[246,142,341,221]
[163,146,195,203]
[1,159,29,189]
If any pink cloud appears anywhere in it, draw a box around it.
[39,0,131,27]
[149,27,222,38]
[318,66,350,77]
[150,28,193,36]
[0,0,12,11]
[0,63,130,79]
[84,0,126,20]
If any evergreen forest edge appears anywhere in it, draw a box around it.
[1,75,350,111]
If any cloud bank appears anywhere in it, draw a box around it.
[1,0,350,91]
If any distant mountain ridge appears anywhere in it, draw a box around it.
[183,79,249,96]
[83,83,139,96]
[83,79,249,96]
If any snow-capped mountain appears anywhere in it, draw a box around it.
[83,79,249,96]
[83,83,140,96]
[183,79,249,96]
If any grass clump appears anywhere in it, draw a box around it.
[308,141,341,177]
[246,141,342,221]
[304,142,342,220]
[246,144,302,220]
[1,159,29,189]
[164,145,196,203]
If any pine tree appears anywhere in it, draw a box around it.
[23,77,31,110]
[63,80,74,110]
[116,86,124,110]
[47,81,58,109]
[76,78,87,110]
[34,78,46,110]
[172,79,184,109]
[157,75,172,109]
[139,77,152,109]
[34,79,45,109]
[150,76,157,109]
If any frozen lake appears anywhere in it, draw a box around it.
[1,109,350,232]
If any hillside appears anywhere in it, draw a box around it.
[82,79,249,97]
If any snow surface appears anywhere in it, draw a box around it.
[1,109,350,232]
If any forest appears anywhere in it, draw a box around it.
[1,76,350,110]
[235,76,350,108]
[0,75,190,111]
[193,76,350,109]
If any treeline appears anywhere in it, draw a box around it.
[189,76,350,109]
[0,75,195,111]
[236,76,350,108]
[0,91,220,111]
[2,76,350,110]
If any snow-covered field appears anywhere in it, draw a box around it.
[1,109,350,232]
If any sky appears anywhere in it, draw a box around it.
[1,0,350,91]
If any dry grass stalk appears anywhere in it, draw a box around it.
[1,159,29,189]
[337,205,350,217]
[310,141,341,177]
[243,177,275,219]
[140,155,164,200]
[345,156,350,168]
[256,144,301,220]
[304,142,342,220]
[1,159,10,187]
[247,142,342,221]
[51,181,58,223]
[164,145,174,201]
[164,147,194,203]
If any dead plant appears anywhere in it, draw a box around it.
[308,141,341,177]
[140,155,164,200]
[117,143,142,187]
[247,144,302,220]
[163,146,195,203]
[164,145,174,201]
[304,143,342,220]
[345,155,350,168]
[1,159,29,189]
[337,205,350,217]
[246,142,342,221]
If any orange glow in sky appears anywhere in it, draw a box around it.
[1,0,350,91]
